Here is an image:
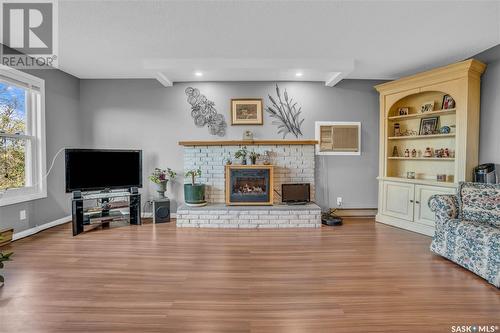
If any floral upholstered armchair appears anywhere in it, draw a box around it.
[429,182,500,288]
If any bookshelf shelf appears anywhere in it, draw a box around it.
[388,133,455,140]
[388,108,456,120]
[387,157,455,161]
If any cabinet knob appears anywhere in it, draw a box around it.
[410,200,414,203]
[415,201,420,204]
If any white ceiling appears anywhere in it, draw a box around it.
[56,0,500,85]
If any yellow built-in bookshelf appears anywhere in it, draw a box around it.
[374,59,486,236]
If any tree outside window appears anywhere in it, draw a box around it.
[0,82,27,190]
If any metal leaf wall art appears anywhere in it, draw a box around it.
[185,87,227,137]
[266,85,304,138]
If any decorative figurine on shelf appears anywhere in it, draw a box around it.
[401,129,418,137]
[436,174,447,182]
[407,171,415,179]
[443,148,450,158]
[225,152,232,165]
[394,123,401,136]
[435,148,445,158]
[449,149,455,158]
[242,130,253,140]
[392,146,399,157]
[439,126,451,134]
[262,150,272,165]
[424,147,433,157]
[404,149,410,158]
[411,149,417,158]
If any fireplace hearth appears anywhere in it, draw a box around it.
[225,165,274,205]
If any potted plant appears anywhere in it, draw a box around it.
[0,232,13,288]
[249,151,261,165]
[184,168,206,206]
[234,146,248,165]
[149,168,176,198]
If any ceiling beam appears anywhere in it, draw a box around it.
[155,72,173,87]
[325,60,355,87]
[325,72,344,87]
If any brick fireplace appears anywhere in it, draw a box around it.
[177,140,321,228]
[181,140,316,204]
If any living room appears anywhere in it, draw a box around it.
[0,1,499,332]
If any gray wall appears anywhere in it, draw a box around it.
[473,45,500,174]
[0,69,81,233]
[6,45,499,234]
[79,80,382,211]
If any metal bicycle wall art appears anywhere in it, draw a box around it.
[185,87,227,137]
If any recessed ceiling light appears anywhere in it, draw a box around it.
[295,72,303,77]
[195,72,203,77]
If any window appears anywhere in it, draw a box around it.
[315,121,361,155]
[0,65,46,206]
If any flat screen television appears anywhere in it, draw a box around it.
[281,183,310,204]
[65,149,142,192]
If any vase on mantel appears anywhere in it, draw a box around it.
[156,181,168,198]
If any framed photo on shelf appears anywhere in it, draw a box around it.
[231,99,263,125]
[419,117,439,135]
[398,107,409,116]
[420,101,434,113]
[441,94,455,109]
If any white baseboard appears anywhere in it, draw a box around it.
[141,212,177,218]
[12,212,177,241]
[13,215,72,241]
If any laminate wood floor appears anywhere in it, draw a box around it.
[0,219,498,333]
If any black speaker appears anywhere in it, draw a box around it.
[153,199,170,224]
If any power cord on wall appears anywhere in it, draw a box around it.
[0,147,67,201]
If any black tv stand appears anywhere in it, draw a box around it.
[71,188,141,236]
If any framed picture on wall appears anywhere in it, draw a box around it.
[231,99,263,125]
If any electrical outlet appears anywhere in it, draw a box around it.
[19,209,26,220]
[336,197,343,207]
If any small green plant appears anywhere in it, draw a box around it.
[0,233,13,287]
[149,167,176,184]
[234,146,248,163]
[185,168,202,186]
[249,151,261,164]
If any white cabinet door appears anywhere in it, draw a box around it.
[382,181,414,221]
[414,185,456,226]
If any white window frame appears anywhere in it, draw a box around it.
[315,121,361,156]
[0,64,46,206]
